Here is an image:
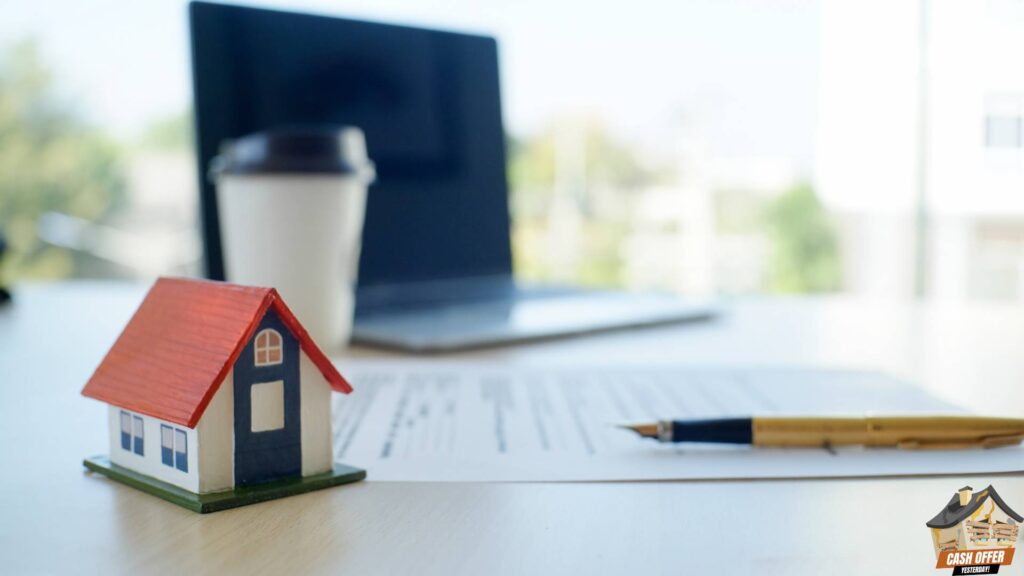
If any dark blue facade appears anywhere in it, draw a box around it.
[232,309,302,486]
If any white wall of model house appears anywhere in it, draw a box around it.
[107,402,201,493]
[107,350,334,495]
[297,351,333,477]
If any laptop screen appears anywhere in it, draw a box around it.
[189,1,512,289]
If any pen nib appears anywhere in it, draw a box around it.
[617,423,658,438]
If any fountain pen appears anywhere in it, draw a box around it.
[619,416,1024,449]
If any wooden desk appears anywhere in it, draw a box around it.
[2,282,1022,574]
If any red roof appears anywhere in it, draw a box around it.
[82,277,353,428]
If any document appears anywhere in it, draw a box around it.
[331,361,1024,482]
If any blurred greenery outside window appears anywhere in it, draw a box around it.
[0,40,840,295]
[0,40,198,282]
[0,41,126,279]
[508,119,841,294]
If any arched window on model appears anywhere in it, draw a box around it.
[254,329,283,366]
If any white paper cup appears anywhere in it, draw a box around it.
[212,127,375,349]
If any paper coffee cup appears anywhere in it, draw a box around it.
[211,127,375,349]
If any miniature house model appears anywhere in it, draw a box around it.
[927,485,1022,555]
[81,277,364,512]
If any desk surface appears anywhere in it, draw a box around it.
[2,282,1023,575]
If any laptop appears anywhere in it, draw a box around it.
[189,1,717,352]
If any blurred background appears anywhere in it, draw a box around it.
[2,0,1023,301]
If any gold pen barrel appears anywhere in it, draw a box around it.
[752,417,869,447]
[751,416,1024,449]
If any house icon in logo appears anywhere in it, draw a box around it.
[926,485,1022,570]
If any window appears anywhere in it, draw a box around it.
[254,329,283,366]
[120,411,131,450]
[161,425,173,466]
[132,415,144,456]
[161,424,188,472]
[174,429,188,472]
[121,412,144,455]
[250,380,285,432]
[985,94,1023,149]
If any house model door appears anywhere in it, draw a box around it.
[233,310,302,485]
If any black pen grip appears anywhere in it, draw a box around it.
[670,418,753,444]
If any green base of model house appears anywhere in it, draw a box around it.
[84,455,366,513]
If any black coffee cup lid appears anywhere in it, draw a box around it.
[210,126,375,181]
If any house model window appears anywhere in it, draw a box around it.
[175,429,188,472]
[161,425,173,466]
[120,411,131,450]
[121,411,144,456]
[161,425,189,472]
[255,329,283,366]
[251,380,285,432]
